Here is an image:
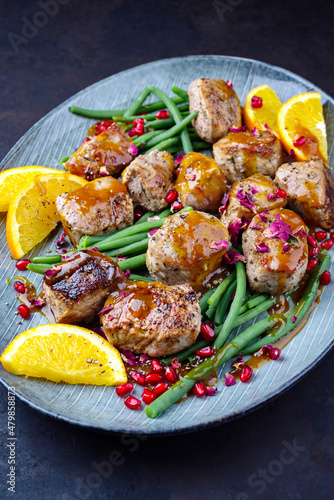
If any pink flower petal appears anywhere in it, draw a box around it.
[121,350,138,366]
[264,123,271,131]
[256,243,270,253]
[116,255,127,260]
[219,193,230,215]
[90,247,100,252]
[99,166,109,176]
[282,243,289,253]
[225,373,236,386]
[56,233,66,247]
[205,386,217,396]
[147,216,160,221]
[267,192,278,200]
[251,127,260,137]
[92,326,108,340]
[124,269,131,278]
[263,213,291,243]
[260,344,273,355]
[236,190,256,211]
[98,304,114,315]
[230,126,248,133]
[209,239,229,251]
[226,80,233,88]
[29,298,44,307]
[258,211,268,222]
[292,315,297,324]
[44,267,61,278]
[121,291,127,299]
[128,145,138,155]
[228,217,250,247]
[170,358,180,369]
[223,250,246,265]
[139,354,149,364]
[148,228,159,236]
[174,153,186,165]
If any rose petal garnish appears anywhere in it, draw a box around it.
[225,373,236,387]
[260,344,273,355]
[44,267,61,278]
[256,243,270,253]
[249,222,260,230]
[174,153,186,165]
[186,173,196,181]
[251,186,259,195]
[121,291,127,299]
[92,326,108,340]
[292,315,297,324]
[236,190,256,211]
[148,228,159,237]
[98,304,114,315]
[290,149,295,158]
[230,125,248,133]
[121,350,138,366]
[29,298,45,307]
[251,127,260,137]
[205,387,217,396]
[128,145,138,155]
[99,166,109,176]
[282,243,289,253]
[264,123,271,131]
[223,250,246,265]
[235,354,244,364]
[116,255,127,260]
[56,233,66,247]
[90,247,100,252]
[170,358,180,369]
[139,354,149,364]
[219,193,230,215]
[263,213,291,243]
[226,80,233,88]
[292,228,307,238]
[58,249,68,255]
[147,216,160,221]
[209,239,229,251]
[228,217,250,247]
[124,269,131,278]
[267,192,278,200]
[258,211,268,222]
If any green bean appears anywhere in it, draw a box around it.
[139,96,184,113]
[199,288,217,314]
[172,86,189,101]
[213,262,247,349]
[134,211,155,225]
[162,338,210,366]
[123,87,152,119]
[117,253,147,271]
[127,274,153,282]
[238,295,268,315]
[133,130,165,147]
[59,155,71,165]
[106,238,149,258]
[143,111,198,149]
[144,137,180,155]
[27,263,51,274]
[151,87,193,154]
[233,298,275,328]
[241,253,330,354]
[32,255,62,264]
[79,231,147,251]
[126,104,189,122]
[70,106,126,119]
[158,208,172,218]
[146,118,175,130]
[207,272,236,308]
[214,280,237,325]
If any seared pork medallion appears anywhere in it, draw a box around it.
[221,173,287,228]
[213,130,285,184]
[56,176,133,247]
[100,281,201,357]
[174,152,227,212]
[43,250,124,323]
[242,208,308,295]
[64,121,135,181]
[275,158,334,230]
[121,149,175,212]
[146,210,229,289]
[187,78,242,143]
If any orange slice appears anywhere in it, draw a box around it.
[243,84,282,133]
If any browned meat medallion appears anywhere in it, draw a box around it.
[221,173,287,228]
[43,250,124,324]
[187,78,242,143]
[64,121,135,181]
[100,281,201,357]
[121,149,174,212]
[213,130,286,184]
[274,157,334,230]
[174,152,226,212]
[146,210,229,290]
[242,208,308,295]
[56,176,133,247]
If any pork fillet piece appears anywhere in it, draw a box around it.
[43,250,124,323]
[213,130,285,184]
[242,208,308,295]
[187,78,242,143]
[100,281,201,357]
[121,149,174,212]
[274,158,334,230]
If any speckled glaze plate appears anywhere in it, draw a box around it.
[1,55,334,435]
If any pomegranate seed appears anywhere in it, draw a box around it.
[133,118,145,136]
[314,231,327,242]
[164,366,177,383]
[196,346,214,357]
[82,137,90,144]
[269,347,281,360]
[124,395,141,410]
[307,235,317,247]
[145,372,163,385]
[165,189,178,204]
[156,110,170,119]
[133,118,144,127]
[129,370,145,385]
[171,201,183,211]
[153,382,169,396]
[193,382,206,397]
[321,239,334,250]
[151,359,164,372]
[293,136,307,147]
[127,128,136,137]
[307,258,318,271]
[142,388,156,404]
[320,270,331,285]
[200,322,215,341]
[14,281,26,294]
[116,383,133,397]
[17,304,30,320]
[240,365,253,383]
[16,259,31,271]
[330,232,334,240]
[133,205,144,222]
[308,247,320,258]
[251,96,263,108]
[274,188,287,198]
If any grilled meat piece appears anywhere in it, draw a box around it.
[43,250,124,323]
[121,149,174,212]
[187,78,242,143]
[56,176,133,247]
[274,158,334,230]
[100,281,201,357]
[213,130,285,184]
[221,173,287,228]
[242,208,308,295]
[174,152,227,212]
[64,121,135,181]
[146,210,229,290]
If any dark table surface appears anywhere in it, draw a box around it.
[1,1,334,499]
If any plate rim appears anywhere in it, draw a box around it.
[1,54,333,434]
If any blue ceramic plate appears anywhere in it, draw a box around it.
[1,56,334,434]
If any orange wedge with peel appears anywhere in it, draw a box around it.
[243,84,282,134]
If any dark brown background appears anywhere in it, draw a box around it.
[1,1,334,499]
